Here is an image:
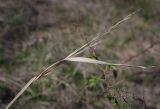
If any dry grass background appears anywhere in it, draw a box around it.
[0,0,160,109]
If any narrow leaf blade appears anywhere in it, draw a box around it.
[65,57,107,65]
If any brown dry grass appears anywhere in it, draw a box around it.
[1,0,160,109]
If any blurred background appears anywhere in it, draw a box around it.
[0,0,160,109]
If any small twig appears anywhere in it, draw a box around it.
[124,41,160,63]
